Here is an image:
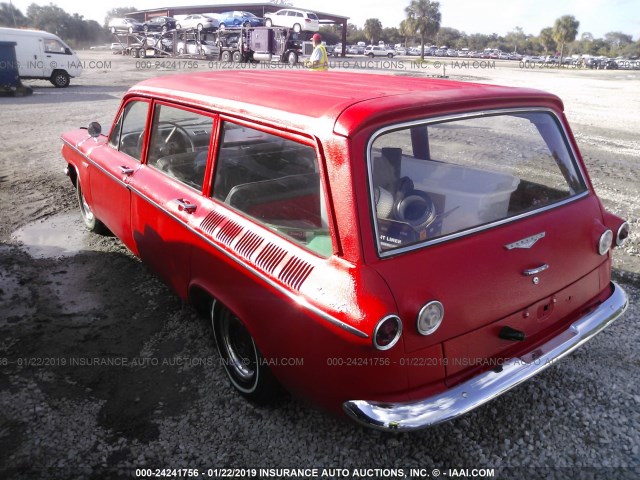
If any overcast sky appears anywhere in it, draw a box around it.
[9,0,640,39]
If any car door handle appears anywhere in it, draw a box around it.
[119,166,135,175]
[175,199,197,213]
[523,264,549,276]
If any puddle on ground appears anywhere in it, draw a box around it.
[12,212,91,259]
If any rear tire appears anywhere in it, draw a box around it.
[293,23,301,33]
[265,19,272,27]
[221,50,231,62]
[232,50,242,63]
[212,303,282,404]
[76,179,108,234]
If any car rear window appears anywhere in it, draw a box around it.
[369,111,588,254]
[212,122,331,257]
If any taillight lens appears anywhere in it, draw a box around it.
[598,229,613,256]
[417,301,444,335]
[616,222,630,246]
[373,315,402,350]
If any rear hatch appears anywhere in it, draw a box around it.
[367,109,607,381]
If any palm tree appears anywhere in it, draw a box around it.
[405,0,441,60]
[364,18,383,46]
[399,19,413,48]
[539,27,556,55]
[552,15,580,62]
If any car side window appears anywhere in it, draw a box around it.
[147,104,213,190]
[108,101,149,161]
[212,122,331,257]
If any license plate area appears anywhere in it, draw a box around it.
[443,268,601,379]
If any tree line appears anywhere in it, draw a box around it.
[1,1,638,58]
[320,0,639,59]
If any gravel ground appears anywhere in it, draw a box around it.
[0,53,638,480]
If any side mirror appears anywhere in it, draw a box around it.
[87,122,102,138]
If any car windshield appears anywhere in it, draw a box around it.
[369,111,587,253]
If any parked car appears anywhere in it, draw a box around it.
[347,45,360,55]
[364,45,394,58]
[144,34,172,52]
[217,11,264,30]
[176,39,217,56]
[143,16,177,33]
[395,47,407,56]
[176,14,219,32]
[108,17,144,34]
[522,55,543,63]
[61,71,629,431]
[264,9,319,33]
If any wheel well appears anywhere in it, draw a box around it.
[189,285,215,318]
[67,164,78,187]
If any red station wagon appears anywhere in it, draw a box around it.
[61,71,629,431]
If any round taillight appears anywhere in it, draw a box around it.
[417,301,444,336]
[616,222,630,247]
[373,315,402,350]
[598,229,613,256]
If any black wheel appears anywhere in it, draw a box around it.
[368,53,374,59]
[143,25,149,33]
[212,303,281,404]
[76,178,108,234]
[138,48,146,58]
[293,23,301,33]
[176,23,181,30]
[243,21,250,28]
[265,19,272,27]
[219,23,226,31]
[232,50,242,63]
[177,48,184,55]
[387,52,394,58]
[50,70,70,88]
[128,27,133,34]
[131,48,139,58]
[287,51,298,66]
[197,23,203,31]
[221,50,231,62]
[161,26,167,34]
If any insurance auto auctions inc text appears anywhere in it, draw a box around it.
[193,467,496,478]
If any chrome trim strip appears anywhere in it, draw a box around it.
[126,185,370,340]
[62,138,369,339]
[366,108,590,258]
[523,264,550,276]
[343,282,628,431]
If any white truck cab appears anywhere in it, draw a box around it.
[0,27,82,87]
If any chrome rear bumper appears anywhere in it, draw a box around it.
[343,282,628,431]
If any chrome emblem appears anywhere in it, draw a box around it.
[505,232,546,250]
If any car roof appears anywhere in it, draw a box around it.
[129,71,564,137]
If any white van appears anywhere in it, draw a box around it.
[0,27,82,87]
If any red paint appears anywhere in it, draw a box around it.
[61,71,627,415]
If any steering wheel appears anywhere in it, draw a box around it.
[149,121,196,158]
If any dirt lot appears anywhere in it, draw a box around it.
[0,52,639,479]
